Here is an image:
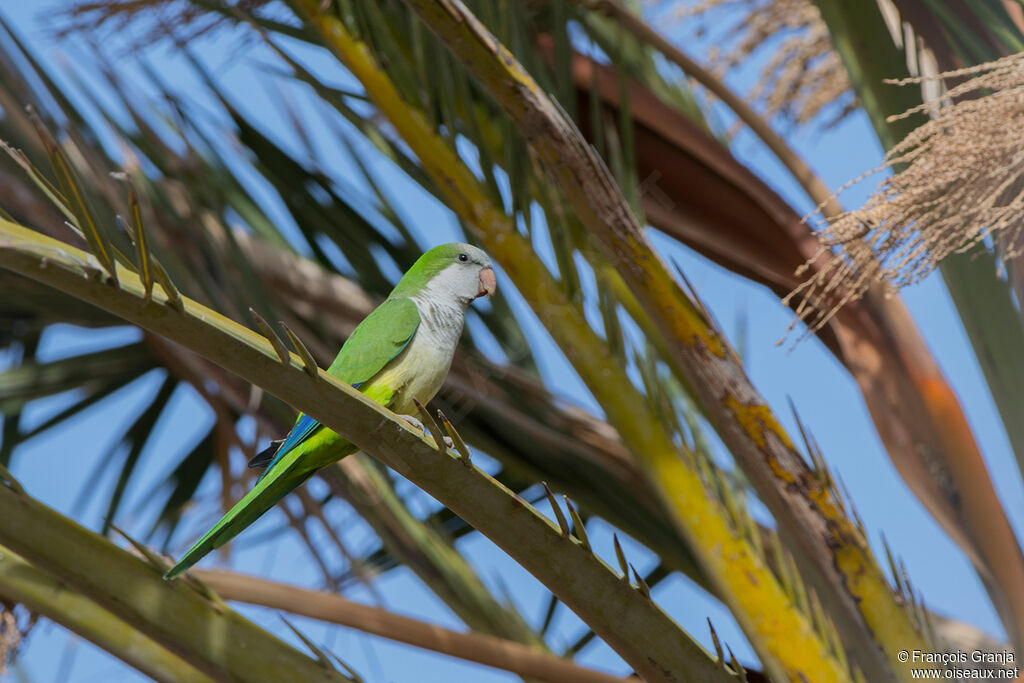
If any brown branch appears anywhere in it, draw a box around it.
[194,569,628,683]
[577,0,843,220]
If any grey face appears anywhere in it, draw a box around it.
[425,244,496,306]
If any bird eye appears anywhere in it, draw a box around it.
[457,253,469,263]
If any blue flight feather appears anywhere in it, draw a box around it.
[254,377,375,482]
[257,413,321,482]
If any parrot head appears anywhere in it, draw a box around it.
[392,242,496,306]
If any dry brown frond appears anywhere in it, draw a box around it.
[661,0,853,127]
[0,601,33,675]
[789,52,1024,330]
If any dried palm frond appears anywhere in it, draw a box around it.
[791,52,1024,330]
[665,0,853,127]
[0,602,32,675]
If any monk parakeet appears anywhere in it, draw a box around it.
[164,243,496,579]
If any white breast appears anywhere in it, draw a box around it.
[383,294,465,414]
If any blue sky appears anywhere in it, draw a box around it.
[2,2,1023,682]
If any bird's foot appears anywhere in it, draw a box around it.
[399,415,454,449]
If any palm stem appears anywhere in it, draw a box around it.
[0,478,350,682]
[195,569,627,683]
[0,548,216,683]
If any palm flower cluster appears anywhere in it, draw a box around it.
[791,52,1024,329]
[666,0,853,127]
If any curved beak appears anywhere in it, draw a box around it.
[476,267,496,299]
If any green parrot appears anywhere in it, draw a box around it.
[163,243,496,579]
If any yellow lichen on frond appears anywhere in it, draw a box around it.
[660,0,853,127]
[790,52,1024,330]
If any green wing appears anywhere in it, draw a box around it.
[327,296,421,386]
[255,297,419,478]
[164,298,421,579]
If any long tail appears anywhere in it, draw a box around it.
[163,461,312,580]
